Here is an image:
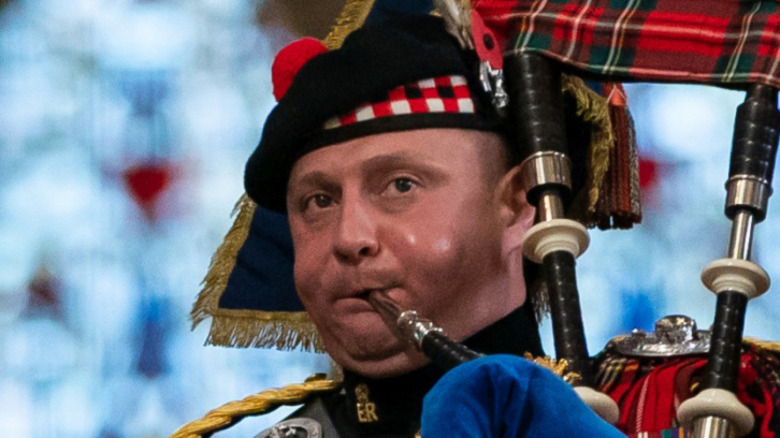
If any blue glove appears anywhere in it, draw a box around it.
[421,354,626,437]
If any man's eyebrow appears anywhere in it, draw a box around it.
[288,171,338,193]
[360,152,439,174]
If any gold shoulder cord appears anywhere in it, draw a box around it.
[169,377,340,438]
[171,2,375,437]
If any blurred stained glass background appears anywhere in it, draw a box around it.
[0,1,777,437]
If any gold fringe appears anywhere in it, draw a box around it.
[206,308,324,352]
[190,194,324,352]
[322,0,377,50]
[561,74,615,220]
[191,194,255,330]
[168,375,340,438]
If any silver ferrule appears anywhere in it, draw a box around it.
[368,290,445,350]
[396,310,444,350]
[728,210,755,260]
[537,190,566,222]
[519,151,572,193]
[726,175,772,216]
[690,416,737,438]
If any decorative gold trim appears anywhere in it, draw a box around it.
[322,0,377,50]
[524,353,581,384]
[168,376,340,438]
[207,308,324,352]
[355,383,380,423]
[189,194,325,352]
[191,194,256,331]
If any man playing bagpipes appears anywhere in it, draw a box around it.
[170,0,780,437]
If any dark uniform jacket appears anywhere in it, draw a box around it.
[257,305,544,438]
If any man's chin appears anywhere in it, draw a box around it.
[337,347,430,379]
[321,330,430,378]
[314,312,432,377]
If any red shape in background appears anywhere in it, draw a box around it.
[639,156,659,191]
[122,162,173,219]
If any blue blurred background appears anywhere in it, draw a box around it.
[0,1,777,437]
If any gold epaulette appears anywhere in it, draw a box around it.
[168,375,340,438]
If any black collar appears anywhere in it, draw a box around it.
[325,303,544,437]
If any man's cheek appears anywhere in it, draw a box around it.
[412,234,460,268]
[293,260,320,304]
[293,237,325,272]
[393,221,453,255]
[430,237,453,256]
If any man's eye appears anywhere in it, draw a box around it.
[307,194,333,209]
[393,177,414,193]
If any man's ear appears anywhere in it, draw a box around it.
[496,165,536,268]
[496,165,535,228]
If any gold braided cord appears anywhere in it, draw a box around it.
[322,0,376,50]
[168,378,340,438]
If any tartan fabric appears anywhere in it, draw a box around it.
[473,0,780,88]
[322,75,476,129]
[594,343,780,437]
[633,429,688,438]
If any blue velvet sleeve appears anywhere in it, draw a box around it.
[421,354,627,438]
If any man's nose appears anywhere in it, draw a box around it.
[333,198,379,263]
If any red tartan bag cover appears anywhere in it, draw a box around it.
[595,341,780,438]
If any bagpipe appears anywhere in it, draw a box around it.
[362,0,780,437]
[181,0,780,437]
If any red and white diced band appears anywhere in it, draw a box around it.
[323,75,476,130]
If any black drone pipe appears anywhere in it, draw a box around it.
[678,84,780,438]
[708,84,779,400]
[503,52,594,386]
